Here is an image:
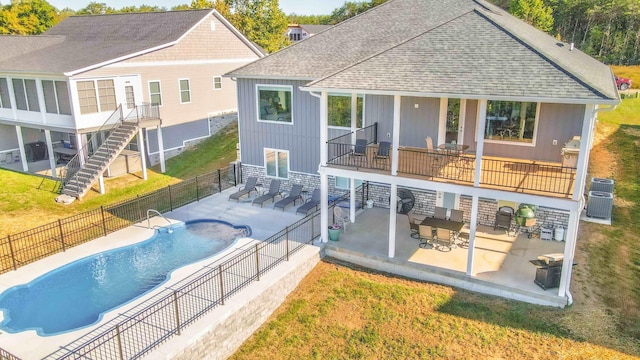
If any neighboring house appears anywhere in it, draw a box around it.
[227,0,619,306]
[0,10,263,199]
[286,24,332,42]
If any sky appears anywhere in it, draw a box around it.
[46,0,348,14]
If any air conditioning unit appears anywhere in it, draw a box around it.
[590,178,614,193]
[586,191,613,219]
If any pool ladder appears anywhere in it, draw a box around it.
[147,209,172,229]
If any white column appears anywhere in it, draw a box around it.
[474,100,487,187]
[320,171,329,243]
[137,128,147,180]
[466,195,480,275]
[391,95,401,176]
[558,209,579,298]
[98,173,105,194]
[156,126,166,173]
[438,98,447,145]
[320,91,328,166]
[44,130,57,178]
[35,78,47,124]
[351,92,357,145]
[75,133,85,167]
[350,178,356,222]
[15,126,27,171]
[573,104,596,201]
[458,99,467,144]
[388,183,397,258]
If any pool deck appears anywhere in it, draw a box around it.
[0,188,306,359]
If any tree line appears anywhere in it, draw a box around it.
[1,0,639,64]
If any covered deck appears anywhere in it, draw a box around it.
[325,207,568,307]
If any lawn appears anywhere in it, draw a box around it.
[0,122,238,238]
[230,98,640,358]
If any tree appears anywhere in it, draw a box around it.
[76,2,116,15]
[226,0,289,53]
[327,0,387,25]
[0,0,59,34]
[509,0,554,33]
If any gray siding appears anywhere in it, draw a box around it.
[399,97,440,147]
[237,79,320,174]
[146,118,209,153]
[364,95,394,142]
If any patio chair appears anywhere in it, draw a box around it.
[373,141,391,168]
[456,232,470,248]
[435,228,454,251]
[333,206,350,233]
[407,210,424,239]
[418,224,433,249]
[274,184,303,211]
[252,180,281,207]
[351,138,368,165]
[434,206,447,220]
[450,209,464,223]
[296,189,321,215]
[228,176,258,201]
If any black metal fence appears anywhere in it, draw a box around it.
[44,203,324,360]
[0,163,240,274]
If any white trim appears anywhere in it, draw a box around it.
[438,98,447,145]
[148,80,163,106]
[178,78,191,104]
[105,58,260,68]
[213,76,222,91]
[458,99,466,144]
[256,84,294,125]
[263,147,290,179]
[65,43,175,76]
[300,86,618,106]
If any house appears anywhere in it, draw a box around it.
[0,10,263,200]
[286,24,332,42]
[226,0,619,306]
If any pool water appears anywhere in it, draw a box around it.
[0,219,250,336]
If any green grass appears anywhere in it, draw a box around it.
[0,122,238,237]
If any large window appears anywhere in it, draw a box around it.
[179,79,191,103]
[0,78,10,109]
[77,81,98,114]
[149,81,162,106]
[328,93,363,128]
[335,176,363,190]
[12,78,39,112]
[265,148,288,179]
[257,85,292,123]
[42,80,71,115]
[484,101,538,144]
[97,80,116,112]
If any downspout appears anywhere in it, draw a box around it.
[309,91,322,173]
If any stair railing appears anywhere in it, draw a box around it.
[59,105,124,188]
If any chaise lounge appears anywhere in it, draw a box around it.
[228,176,258,201]
[252,180,281,207]
[274,184,303,211]
[296,188,320,215]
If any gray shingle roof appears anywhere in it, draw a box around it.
[228,0,618,102]
[299,24,332,35]
[0,10,213,74]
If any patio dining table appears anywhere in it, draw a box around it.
[437,143,470,155]
[420,217,465,232]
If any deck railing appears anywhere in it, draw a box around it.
[327,122,378,164]
[0,163,239,274]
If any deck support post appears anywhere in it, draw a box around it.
[320,171,329,243]
[138,128,147,180]
[573,104,596,201]
[98,173,105,194]
[388,183,397,258]
[44,129,57,178]
[350,178,356,222]
[157,125,166,173]
[391,95,401,176]
[474,100,487,187]
[465,195,480,276]
[15,126,28,171]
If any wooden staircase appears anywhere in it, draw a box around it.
[58,121,139,200]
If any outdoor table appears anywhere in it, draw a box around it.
[437,143,470,155]
[420,217,465,232]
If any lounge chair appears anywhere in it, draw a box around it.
[252,180,281,207]
[274,184,303,211]
[296,189,320,215]
[228,176,257,201]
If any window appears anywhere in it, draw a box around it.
[328,93,364,128]
[12,78,39,112]
[97,79,116,112]
[213,76,222,90]
[265,149,288,179]
[149,81,162,106]
[335,176,362,190]
[257,85,292,123]
[484,101,538,144]
[0,78,10,109]
[77,80,98,114]
[179,79,190,103]
[125,86,135,108]
[42,80,71,115]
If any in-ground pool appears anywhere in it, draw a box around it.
[0,219,251,336]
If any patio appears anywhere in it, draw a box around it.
[325,207,568,306]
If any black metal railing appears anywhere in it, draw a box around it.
[44,201,323,360]
[0,163,240,274]
[481,157,576,195]
[327,123,378,164]
[397,147,476,183]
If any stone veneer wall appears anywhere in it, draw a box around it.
[148,113,237,165]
